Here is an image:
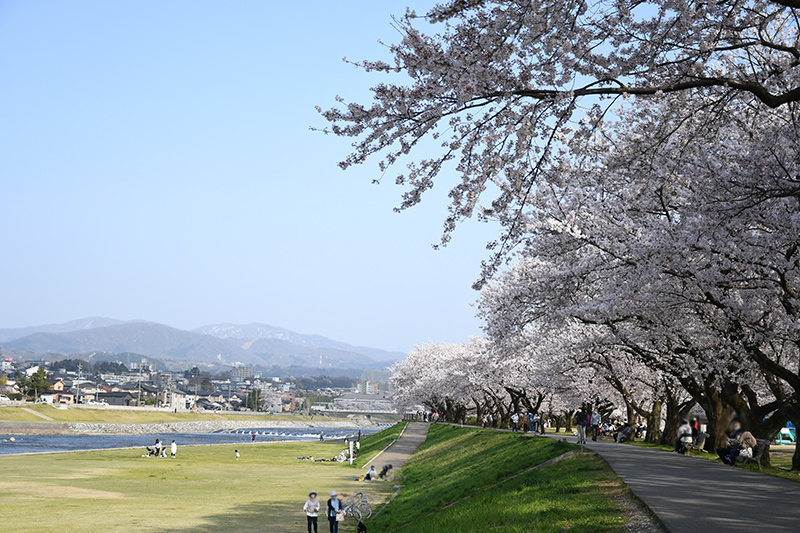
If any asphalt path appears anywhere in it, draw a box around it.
[363,422,429,471]
[558,435,800,533]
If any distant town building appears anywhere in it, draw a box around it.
[232,366,253,381]
[357,379,380,395]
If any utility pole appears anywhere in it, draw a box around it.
[137,358,145,407]
[77,363,82,404]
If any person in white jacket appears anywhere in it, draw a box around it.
[303,491,321,533]
[673,419,693,454]
[170,440,177,458]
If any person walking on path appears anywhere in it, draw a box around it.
[326,491,343,533]
[510,412,519,432]
[591,409,602,441]
[574,407,589,444]
[170,440,177,458]
[303,490,321,533]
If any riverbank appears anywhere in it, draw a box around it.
[369,425,664,532]
[0,418,376,435]
[0,404,381,434]
[0,433,396,532]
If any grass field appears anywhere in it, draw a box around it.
[370,425,636,532]
[0,404,322,424]
[0,422,661,533]
[0,438,394,532]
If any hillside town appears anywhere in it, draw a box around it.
[0,355,395,414]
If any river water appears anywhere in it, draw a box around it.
[0,427,378,455]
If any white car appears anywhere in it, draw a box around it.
[0,394,11,403]
[86,399,108,406]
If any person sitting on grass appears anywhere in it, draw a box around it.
[364,465,378,481]
[673,419,693,454]
[378,464,393,480]
[146,439,161,457]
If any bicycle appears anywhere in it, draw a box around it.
[342,491,372,521]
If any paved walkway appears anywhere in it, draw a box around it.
[557,435,800,533]
[21,407,54,421]
[363,422,429,471]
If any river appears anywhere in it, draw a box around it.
[0,426,378,455]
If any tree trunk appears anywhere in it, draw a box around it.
[563,410,573,433]
[660,387,695,446]
[645,398,663,443]
[793,437,800,471]
[624,400,637,428]
[700,389,731,451]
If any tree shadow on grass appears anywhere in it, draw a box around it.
[162,500,356,533]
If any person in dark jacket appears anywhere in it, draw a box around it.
[574,407,589,444]
[326,491,342,533]
[717,420,751,465]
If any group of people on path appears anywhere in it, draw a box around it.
[303,490,351,533]
[484,412,548,433]
[573,406,605,444]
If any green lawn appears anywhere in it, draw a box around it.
[0,439,393,532]
[370,425,635,532]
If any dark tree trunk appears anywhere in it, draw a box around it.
[563,410,573,433]
[660,386,695,446]
[645,398,663,443]
[793,437,800,471]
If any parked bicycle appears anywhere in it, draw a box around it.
[343,491,371,521]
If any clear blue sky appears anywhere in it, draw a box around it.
[0,1,497,352]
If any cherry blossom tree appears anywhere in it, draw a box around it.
[339,1,800,467]
[320,0,800,282]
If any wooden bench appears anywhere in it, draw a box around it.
[736,438,770,470]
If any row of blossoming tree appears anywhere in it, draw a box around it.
[321,0,800,469]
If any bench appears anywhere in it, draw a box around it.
[736,439,770,470]
[684,433,708,453]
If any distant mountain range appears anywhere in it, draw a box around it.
[0,317,130,343]
[0,319,405,370]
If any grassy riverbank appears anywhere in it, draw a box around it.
[0,423,654,532]
[0,404,330,424]
[370,425,642,532]
[0,438,394,532]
